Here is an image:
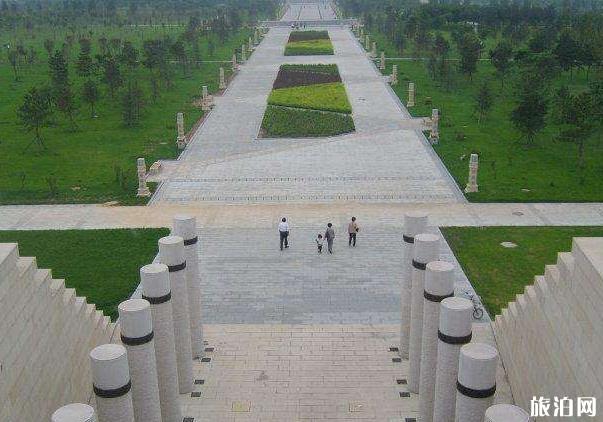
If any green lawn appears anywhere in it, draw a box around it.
[0,26,250,205]
[442,226,603,316]
[261,105,355,138]
[370,31,603,202]
[284,39,334,55]
[268,82,352,113]
[0,228,169,320]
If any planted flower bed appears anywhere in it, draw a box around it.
[284,30,334,56]
[260,64,354,138]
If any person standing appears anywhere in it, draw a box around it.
[324,223,335,254]
[279,217,290,251]
[348,217,359,247]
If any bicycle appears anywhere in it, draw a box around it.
[465,292,484,320]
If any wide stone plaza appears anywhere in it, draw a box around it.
[1,1,602,422]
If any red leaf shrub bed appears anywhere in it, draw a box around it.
[288,30,329,42]
[273,69,341,89]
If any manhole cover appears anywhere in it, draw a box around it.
[232,401,251,412]
[349,402,365,412]
[512,211,524,216]
[500,242,518,248]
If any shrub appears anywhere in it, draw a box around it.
[261,105,354,138]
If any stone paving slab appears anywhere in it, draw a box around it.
[179,324,510,422]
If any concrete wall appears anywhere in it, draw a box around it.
[0,243,119,422]
[493,237,603,419]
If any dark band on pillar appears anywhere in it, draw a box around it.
[183,236,198,246]
[142,292,171,305]
[438,330,472,345]
[94,380,132,398]
[403,234,414,244]
[456,381,496,399]
[412,260,427,270]
[168,261,186,272]
[424,291,454,302]
[121,331,154,346]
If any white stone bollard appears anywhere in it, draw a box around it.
[52,404,96,422]
[465,154,479,193]
[400,212,428,359]
[219,67,226,90]
[430,108,440,144]
[254,28,259,45]
[232,53,237,71]
[408,82,416,107]
[248,36,253,52]
[136,158,151,197]
[379,51,385,70]
[172,215,204,359]
[433,297,473,422]
[455,343,499,422]
[141,264,182,422]
[176,112,185,149]
[241,44,246,62]
[419,261,455,422]
[391,64,398,85]
[158,236,193,394]
[371,41,377,58]
[485,404,531,422]
[118,299,162,422]
[408,233,440,393]
[365,34,370,50]
[90,344,134,422]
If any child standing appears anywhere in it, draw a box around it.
[315,234,324,254]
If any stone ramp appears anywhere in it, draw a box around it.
[180,324,419,421]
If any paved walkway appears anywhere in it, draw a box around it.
[150,25,463,204]
[2,202,602,230]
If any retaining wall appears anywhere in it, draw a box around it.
[493,237,603,419]
[0,243,119,422]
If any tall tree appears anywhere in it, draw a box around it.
[490,40,514,87]
[101,56,122,97]
[81,79,100,117]
[457,32,481,81]
[122,81,145,127]
[18,87,54,151]
[511,74,548,145]
[553,31,579,77]
[474,81,493,124]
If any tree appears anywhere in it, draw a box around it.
[76,38,94,77]
[43,39,54,57]
[122,81,145,127]
[490,40,514,87]
[554,31,579,77]
[82,79,100,117]
[555,91,597,170]
[457,32,481,80]
[511,74,548,145]
[101,56,122,97]
[48,50,68,90]
[119,41,139,70]
[18,87,54,151]
[55,86,78,129]
[474,82,493,124]
[171,40,188,75]
[7,47,20,81]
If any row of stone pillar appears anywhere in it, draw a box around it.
[400,213,528,422]
[52,215,204,422]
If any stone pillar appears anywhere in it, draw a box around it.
[118,299,162,422]
[89,344,134,422]
[365,34,370,50]
[158,236,193,394]
[254,28,259,45]
[232,53,237,71]
[371,41,377,58]
[201,85,213,111]
[176,112,185,149]
[433,297,474,422]
[400,212,428,359]
[379,51,385,70]
[408,233,440,393]
[419,261,455,422]
[360,27,364,39]
[455,343,499,422]
[391,64,398,85]
[429,108,439,144]
[408,82,415,107]
[248,36,253,52]
[485,404,531,422]
[172,215,204,359]
[219,67,226,90]
[465,154,479,193]
[241,44,246,63]
[136,158,150,197]
[141,264,182,422]
[52,404,96,422]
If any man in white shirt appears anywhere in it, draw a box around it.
[278,217,290,251]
